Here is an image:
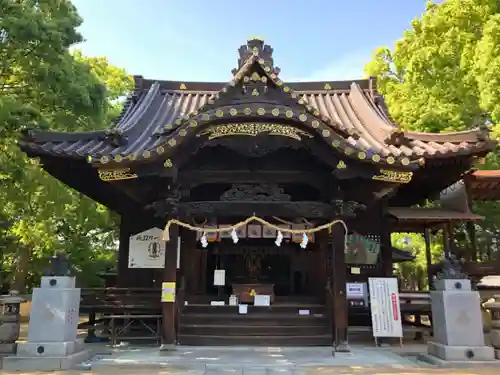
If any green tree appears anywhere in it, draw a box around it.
[0,0,133,291]
[365,0,500,288]
[365,0,500,134]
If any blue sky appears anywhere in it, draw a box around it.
[71,0,428,82]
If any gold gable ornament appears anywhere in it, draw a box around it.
[179,83,187,90]
[197,123,313,141]
[372,169,413,184]
[98,168,138,182]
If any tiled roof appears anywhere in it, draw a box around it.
[19,40,494,167]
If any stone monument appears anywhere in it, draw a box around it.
[425,255,495,363]
[484,295,500,359]
[3,253,91,371]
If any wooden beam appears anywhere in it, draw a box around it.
[178,170,327,190]
[172,201,337,219]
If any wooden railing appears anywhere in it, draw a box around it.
[80,288,161,314]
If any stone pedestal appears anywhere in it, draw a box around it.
[2,276,91,371]
[485,295,500,360]
[425,279,495,363]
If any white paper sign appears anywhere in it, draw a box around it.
[128,228,165,268]
[346,282,366,298]
[298,309,310,316]
[214,269,226,286]
[368,277,403,338]
[254,295,271,306]
[238,304,248,314]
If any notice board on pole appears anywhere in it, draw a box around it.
[368,277,403,341]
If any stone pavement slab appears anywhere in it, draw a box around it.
[88,346,420,370]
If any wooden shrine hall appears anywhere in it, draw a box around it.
[19,38,495,349]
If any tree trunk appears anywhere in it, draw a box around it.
[10,244,30,292]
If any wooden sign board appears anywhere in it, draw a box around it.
[128,228,165,268]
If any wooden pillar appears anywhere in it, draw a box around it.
[443,222,452,258]
[317,230,328,296]
[331,221,350,352]
[117,215,131,287]
[181,230,197,295]
[379,200,393,277]
[161,222,179,350]
[423,228,433,290]
[466,221,477,262]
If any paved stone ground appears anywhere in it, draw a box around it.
[3,366,500,374]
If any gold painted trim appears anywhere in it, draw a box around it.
[197,123,313,141]
[98,168,138,182]
[372,169,413,184]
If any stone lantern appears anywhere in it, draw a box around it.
[484,295,500,359]
[0,290,25,355]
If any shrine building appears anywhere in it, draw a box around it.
[18,38,494,348]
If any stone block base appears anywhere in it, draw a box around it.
[496,349,500,360]
[428,341,495,361]
[0,342,17,355]
[2,339,91,371]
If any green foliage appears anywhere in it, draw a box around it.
[392,233,443,291]
[365,0,500,133]
[366,0,500,289]
[0,0,133,291]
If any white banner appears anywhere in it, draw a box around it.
[128,228,165,268]
[368,277,403,338]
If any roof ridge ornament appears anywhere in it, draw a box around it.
[232,37,280,76]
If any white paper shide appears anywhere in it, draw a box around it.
[368,277,403,338]
[128,228,165,268]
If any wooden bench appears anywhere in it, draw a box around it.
[108,314,162,346]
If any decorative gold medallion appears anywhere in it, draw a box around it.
[168,138,177,147]
[272,108,280,116]
[322,129,331,137]
[285,110,293,118]
[336,160,346,169]
[114,155,123,162]
[179,83,187,90]
[324,83,332,90]
[372,154,381,162]
[179,129,187,137]
[142,150,151,158]
[257,108,266,115]
[98,168,137,182]
[189,119,197,127]
[164,159,173,168]
[299,114,307,122]
[156,146,165,154]
[244,108,252,115]
[229,108,238,116]
[401,157,410,166]
[372,169,413,184]
[202,113,210,121]
[215,110,224,117]
[312,120,319,128]
[197,123,313,141]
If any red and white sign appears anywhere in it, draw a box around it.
[368,277,403,338]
